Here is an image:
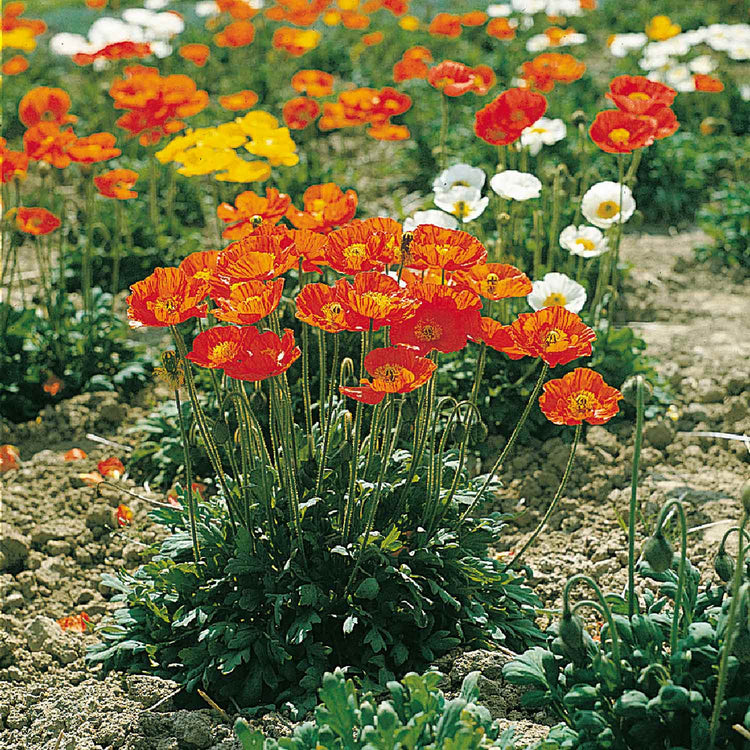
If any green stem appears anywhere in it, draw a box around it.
[628,376,645,619]
[174,387,200,565]
[438,93,449,170]
[316,333,340,497]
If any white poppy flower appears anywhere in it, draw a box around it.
[559,225,609,258]
[520,118,566,156]
[608,32,647,58]
[403,210,459,233]
[525,34,550,52]
[49,32,94,56]
[434,186,489,223]
[490,170,542,201]
[581,182,635,229]
[511,0,547,13]
[433,164,486,194]
[528,272,587,314]
[145,0,171,8]
[688,55,717,73]
[487,4,512,17]
[545,0,583,16]
[195,0,220,15]
[665,65,695,92]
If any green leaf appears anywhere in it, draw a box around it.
[613,690,649,720]
[233,718,264,750]
[503,647,557,689]
[354,577,380,599]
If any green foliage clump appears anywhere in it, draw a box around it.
[234,669,518,750]
[695,181,750,273]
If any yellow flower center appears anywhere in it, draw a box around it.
[210,341,239,365]
[362,291,394,308]
[151,297,179,319]
[542,293,567,307]
[608,128,631,144]
[628,92,651,101]
[322,302,343,322]
[575,238,595,251]
[484,272,500,294]
[414,318,442,341]
[568,390,598,417]
[452,180,470,187]
[452,201,471,219]
[342,242,367,259]
[373,364,403,381]
[596,200,620,219]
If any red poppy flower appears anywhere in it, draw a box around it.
[428,60,495,97]
[474,88,547,146]
[487,17,515,40]
[225,327,301,382]
[358,217,403,265]
[324,221,390,274]
[187,324,245,370]
[286,182,358,233]
[73,41,151,66]
[428,12,462,37]
[642,106,679,140]
[57,612,91,632]
[15,206,60,235]
[340,346,436,404]
[472,316,517,352]
[408,224,487,271]
[215,229,299,283]
[215,20,255,47]
[126,267,208,328]
[63,448,87,461]
[43,373,63,395]
[2,55,28,75]
[115,504,133,526]
[291,69,334,97]
[93,168,139,199]
[210,278,284,325]
[0,141,29,183]
[295,282,356,333]
[218,90,259,111]
[18,86,76,127]
[179,43,210,66]
[290,228,329,273]
[67,132,121,164]
[178,250,219,294]
[98,456,125,479]
[282,97,320,130]
[393,56,430,82]
[217,0,257,19]
[453,263,532,300]
[335,271,418,331]
[23,123,76,168]
[403,45,433,62]
[217,188,291,239]
[539,367,623,425]
[693,74,723,93]
[606,75,677,115]
[505,307,596,367]
[590,109,656,153]
[0,445,20,473]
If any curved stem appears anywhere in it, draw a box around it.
[628,376,646,619]
[654,500,688,652]
[316,333,340,497]
[174,387,200,565]
[505,423,581,572]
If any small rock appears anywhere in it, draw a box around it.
[126,675,181,710]
[586,426,619,456]
[123,543,143,563]
[2,593,23,611]
[35,557,67,588]
[592,560,611,579]
[46,540,71,556]
[172,710,215,749]
[0,524,30,573]
[643,421,674,450]
[699,387,725,404]
[24,615,79,664]
[86,504,115,530]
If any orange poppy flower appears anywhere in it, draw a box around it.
[505,307,596,367]
[474,87,547,146]
[335,271,418,331]
[589,110,656,153]
[606,75,676,115]
[539,367,623,425]
[295,282,356,333]
[217,188,291,238]
[179,43,210,67]
[57,612,91,632]
[216,229,299,283]
[272,26,321,56]
[362,31,383,45]
[342,10,370,29]
[325,221,390,275]
[18,86,76,127]
[73,41,151,66]
[218,90,259,111]
[428,12,462,37]
[2,55,28,75]
[367,122,410,141]
[282,96,320,130]
[23,123,76,168]
[522,53,586,93]
[0,444,20,473]
[487,17,515,40]
[461,10,487,26]
[403,45,432,63]
[694,74,723,93]
[358,216,403,264]
[42,373,63,395]
[286,182,358,233]
[15,206,61,235]
[215,20,255,47]
[225,327,301,382]
[179,250,218,291]
[340,346,436,404]
[290,228,328,272]
[0,142,29,183]
[217,0,257,19]
[98,456,125,479]
[211,278,285,325]
[93,169,139,199]
[393,56,430,82]
[382,0,408,13]
[187,324,245,370]
[63,448,87,461]
[86,0,107,8]
[390,283,481,355]
[407,224,487,271]
[453,263,532,301]
[428,60,495,97]
[472,316,514,351]
[67,132,121,164]
[115,504,133,526]
[645,106,679,140]
[291,69,334,97]
[126,267,208,328]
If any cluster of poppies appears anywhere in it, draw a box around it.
[126,202,621,426]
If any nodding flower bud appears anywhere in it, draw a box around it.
[620,375,653,407]
[497,212,511,224]
[251,214,263,228]
[571,110,587,127]
[643,530,673,573]
[741,480,750,516]
[558,608,585,653]
[714,546,735,584]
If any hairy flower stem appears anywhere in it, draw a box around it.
[300,322,314,455]
[654,500,688,651]
[438,93,449,170]
[231,379,255,530]
[709,511,749,750]
[564,574,621,677]
[458,362,548,525]
[505,423,582,572]
[111,200,124,309]
[173,387,200,565]
[547,170,562,271]
[532,209,544,278]
[82,175,95,321]
[149,152,159,230]
[315,334,340,497]
[627,376,645,619]
[317,329,327,424]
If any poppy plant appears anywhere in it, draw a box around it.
[694,74,724,93]
[18,86,76,127]
[407,224,487,271]
[428,12,462,37]
[474,88,547,146]
[282,97,320,130]
[224,327,301,382]
[427,60,495,97]
[94,169,139,199]
[178,250,219,293]
[67,132,121,164]
[0,139,29,183]
[211,278,285,325]
[291,69,334,97]
[539,368,623,425]
[63,448,87,461]
[15,206,61,235]
[606,75,676,115]
[487,17,515,40]
[453,263,532,301]
[217,188,291,238]
[218,90,259,111]
[0,445,20,473]
[43,373,63,395]
[73,41,152,66]
[272,27,321,56]
[127,267,208,328]
[286,182,358,233]
[589,110,656,153]
[116,504,133,526]
[98,456,125,479]
[2,55,28,75]
[521,53,586,93]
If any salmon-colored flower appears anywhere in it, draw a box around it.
[16,206,60,235]
[23,123,76,168]
[98,457,125,479]
[115,504,133,526]
[428,60,495,97]
[179,43,210,67]
[217,188,291,238]
[57,612,91,632]
[290,228,328,272]
[42,373,63,395]
[126,267,208,328]
[78,472,104,486]
[606,75,676,115]
[474,88,547,146]
[63,448,87,461]
[68,132,121,164]
[472,316,515,352]
[504,307,596,367]
[210,278,284,325]
[539,368,623,425]
[215,20,255,47]
[340,346,436,404]
[0,445,20,473]
[694,74,723,93]
[428,12,462,37]
[461,10,487,26]
[393,56,430,82]
[218,90,259,111]
[73,41,151,66]
[94,169,139,199]
[487,17,515,40]
[2,55,28,75]
[589,110,656,153]
[291,69,334,97]
[215,229,299,283]
[224,327,301,382]
[408,224,487,271]
[187,325,245,370]
[286,182,358,233]
[522,53,586,93]
[453,263,532,300]
[335,271,418,331]
[295,282,355,333]
[645,106,679,139]
[282,97,320,130]
[18,86,76,127]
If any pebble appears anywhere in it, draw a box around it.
[643,421,674,450]
[0,524,31,573]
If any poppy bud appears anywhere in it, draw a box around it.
[741,480,750,516]
[714,546,735,583]
[643,530,673,573]
[212,419,231,445]
[571,110,587,127]
[470,420,489,444]
[558,608,585,653]
[497,212,510,224]
[451,423,467,442]
[251,214,263,228]
[620,376,653,407]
